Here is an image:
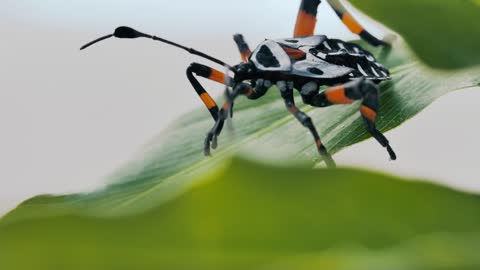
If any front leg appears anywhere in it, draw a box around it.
[187,63,232,122]
[204,114,226,156]
[203,83,253,156]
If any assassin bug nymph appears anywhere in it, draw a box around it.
[81,0,397,168]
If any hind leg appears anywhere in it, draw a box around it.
[303,78,397,160]
[327,0,394,47]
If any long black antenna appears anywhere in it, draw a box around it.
[80,26,234,70]
[80,34,114,51]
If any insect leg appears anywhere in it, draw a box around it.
[294,0,322,37]
[245,79,272,100]
[233,34,252,62]
[303,78,397,160]
[278,81,336,168]
[187,62,232,122]
[203,83,254,156]
[326,0,393,47]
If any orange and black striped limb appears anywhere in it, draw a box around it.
[302,78,396,160]
[327,0,389,47]
[233,34,252,62]
[294,0,321,37]
[187,62,232,121]
[324,85,355,104]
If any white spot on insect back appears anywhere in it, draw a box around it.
[323,41,332,51]
[314,51,327,59]
[357,63,368,76]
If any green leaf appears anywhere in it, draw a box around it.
[349,0,480,69]
[1,42,479,224]
[2,158,480,269]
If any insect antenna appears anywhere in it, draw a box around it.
[80,26,234,71]
[80,34,114,51]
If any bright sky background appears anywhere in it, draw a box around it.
[1,0,479,216]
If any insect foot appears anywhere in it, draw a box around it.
[204,119,225,156]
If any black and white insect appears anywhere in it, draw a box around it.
[81,0,396,168]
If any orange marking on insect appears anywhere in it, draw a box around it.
[241,49,252,62]
[316,139,322,148]
[209,69,226,84]
[294,11,317,37]
[342,13,364,35]
[222,103,231,110]
[283,46,307,60]
[325,86,354,104]
[360,105,377,122]
[200,93,217,109]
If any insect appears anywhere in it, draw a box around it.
[81,0,397,168]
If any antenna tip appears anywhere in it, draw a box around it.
[114,26,150,39]
[79,34,114,50]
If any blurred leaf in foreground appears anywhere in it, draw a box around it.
[349,0,480,69]
[1,158,480,270]
[1,41,479,223]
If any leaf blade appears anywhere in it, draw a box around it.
[2,158,480,269]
